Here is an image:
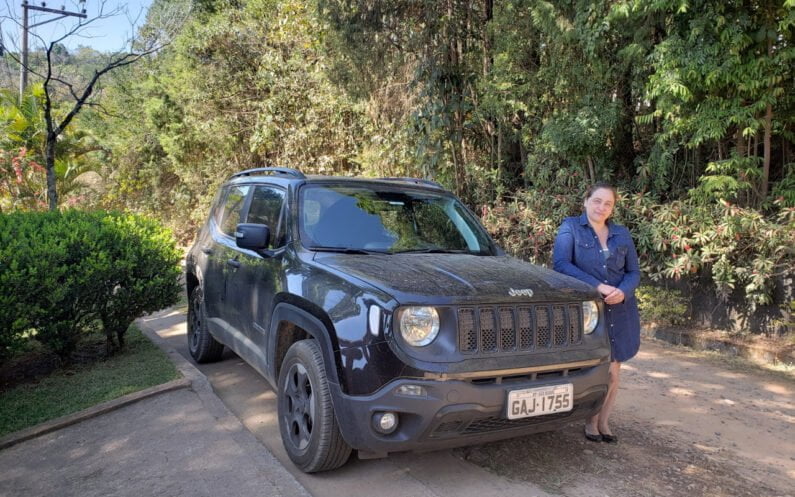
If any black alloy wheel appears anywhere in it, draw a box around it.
[277,339,352,472]
[187,287,224,363]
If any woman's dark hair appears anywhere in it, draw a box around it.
[584,181,617,201]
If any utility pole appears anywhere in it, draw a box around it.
[18,0,87,102]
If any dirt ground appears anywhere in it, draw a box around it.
[456,339,794,497]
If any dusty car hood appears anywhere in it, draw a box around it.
[313,253,597,304]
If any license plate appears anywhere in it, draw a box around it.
[506,383,573,420]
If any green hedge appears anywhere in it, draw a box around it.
[0,210,181,363]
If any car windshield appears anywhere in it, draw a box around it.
[298,184,495,255]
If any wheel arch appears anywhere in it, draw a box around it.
[185,268,200,300]
[267,297,345,393]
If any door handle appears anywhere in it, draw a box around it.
[201,246,214,255]
[227,258,241,268]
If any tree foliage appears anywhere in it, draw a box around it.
[2,0,792,325]
[96,0,365,233]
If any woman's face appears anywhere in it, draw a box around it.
[584,187,615,225]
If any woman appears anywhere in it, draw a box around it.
[552,182,641,443]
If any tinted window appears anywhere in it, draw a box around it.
[298,185,494,254]
[246,186,286,248]
[217,185,250,237]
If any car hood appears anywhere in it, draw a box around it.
[312,253,597,305]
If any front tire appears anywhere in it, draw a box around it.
[187,287,224,363]
[277,339,352,472]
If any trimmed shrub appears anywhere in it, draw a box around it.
[0,210,181,363]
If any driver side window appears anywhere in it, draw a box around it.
[217,185,250,237]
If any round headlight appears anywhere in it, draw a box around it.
[583,301,599,334]
[399,306,440,346]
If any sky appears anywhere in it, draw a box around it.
[2,0,153,53]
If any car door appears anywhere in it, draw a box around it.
[225,184,287,358]
[205,184,251,330]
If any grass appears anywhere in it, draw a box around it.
[0,325,180,438]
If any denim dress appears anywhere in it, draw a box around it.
[552,214,641,362]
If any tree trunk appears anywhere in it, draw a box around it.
[483,0,496,174]
[519,137,528,188]
[760,15,774,202]
[482,0,493,76]
[496,123,502,171]
[761,102,772,200]
[735,128,746,159]
[45,132,58,210]
[614,66,636,180]
[586,155,596,184]
[446,0,467,199]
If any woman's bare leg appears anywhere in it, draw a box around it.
[585,413,600,437]
[597,361,621,435]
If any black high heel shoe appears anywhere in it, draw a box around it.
[600,432,618,444]
[584,427,603,442]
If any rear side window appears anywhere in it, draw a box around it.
[246,186,286,248]
[216,185,250,237]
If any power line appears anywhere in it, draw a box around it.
[18,0,88,101]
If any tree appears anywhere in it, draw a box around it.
[640,0,795,205]
[94,0,368,237]
[1,0,190,210]
[320,0,494,200]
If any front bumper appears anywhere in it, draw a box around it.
[331,359,609,455]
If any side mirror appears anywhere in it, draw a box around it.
[235,223,270,251]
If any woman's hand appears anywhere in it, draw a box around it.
[597,284,625,305]
[604,288,625,305]
[596,283,616,297]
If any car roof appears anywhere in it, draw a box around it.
[224,167,447,192]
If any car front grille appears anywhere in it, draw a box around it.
[457,304,583,355]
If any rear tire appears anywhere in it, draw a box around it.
[187,287,224,363]
[277,339,352,472]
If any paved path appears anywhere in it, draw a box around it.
[0,319,310,497]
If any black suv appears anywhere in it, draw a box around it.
[185,168,610,472]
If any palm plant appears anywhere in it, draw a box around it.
[0,85,103,211]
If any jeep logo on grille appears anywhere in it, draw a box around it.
[508,288,534,297]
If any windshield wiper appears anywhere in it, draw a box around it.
[393,248,471,254]
[308,246,391,255]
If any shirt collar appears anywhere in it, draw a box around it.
[579,213,617,237]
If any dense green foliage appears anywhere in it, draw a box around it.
[636,285,689,326]
[484,188,794,309]
[0,210,181,362]
[1,0,793,329]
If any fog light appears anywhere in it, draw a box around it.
[396,384,426,397]
[372,411,398,434]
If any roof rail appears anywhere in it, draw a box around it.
[379,177,444,189]
[230,167,306,179]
